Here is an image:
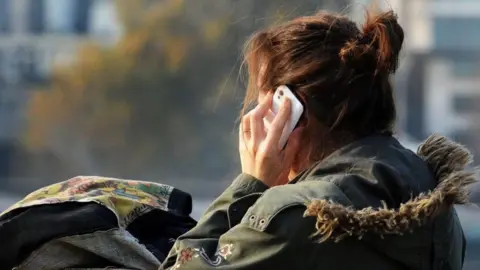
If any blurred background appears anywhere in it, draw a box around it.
[0,0,479,234]
[0,0,478,267]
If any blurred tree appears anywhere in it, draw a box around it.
[22,0,349,190]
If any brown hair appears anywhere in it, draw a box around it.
[242,9,404,161]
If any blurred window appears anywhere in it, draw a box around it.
[29,0,93,34]
[28,0,45,34]
[45,0,75,33]
[89,0,121,38]
[452,58,479,77]
[453,95,480,113]
[0,0,10,34]
[434,18,480,50]
[73,0,93,34]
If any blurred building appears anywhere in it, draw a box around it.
[401,0,480,159]
[424,0,480,158]
[353,0,480,159]
[0,0,121,183]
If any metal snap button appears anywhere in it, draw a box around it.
[249,215,256,221]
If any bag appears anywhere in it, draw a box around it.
[0,176,197,269]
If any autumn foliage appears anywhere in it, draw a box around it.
[21,0,347,192]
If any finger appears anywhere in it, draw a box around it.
[283,127,304,165]
[263,109,275,132]
[266,97,291,147]
[250,92,273,146]
[253,91,273,118]
[239,123,252,155]
[250,114,264,149]
[241,114,251,142]
[238,123,244,144]
[238,115,250,152]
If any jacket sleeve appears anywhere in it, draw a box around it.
[192,173,269,238]
[160,178,350,270]
[161,205,312,269]
[161,173,270,269]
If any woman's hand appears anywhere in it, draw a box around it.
[239,92,303,187]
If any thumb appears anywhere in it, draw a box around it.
[283,127,304,164]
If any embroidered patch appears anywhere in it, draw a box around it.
[216,244,234,260]
[179,247,195,264]
[172,247,196,269]
[172,244,234,268]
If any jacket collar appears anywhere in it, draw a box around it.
[303,134,476,242]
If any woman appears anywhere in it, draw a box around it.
[161,9,473,270]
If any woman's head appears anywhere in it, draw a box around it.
[242,9,404,175]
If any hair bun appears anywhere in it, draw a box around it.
[339,10,404,74]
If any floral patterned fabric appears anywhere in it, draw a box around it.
[2,176,174,227]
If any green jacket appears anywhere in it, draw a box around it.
[161,134,473,270]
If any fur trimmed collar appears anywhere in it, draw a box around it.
[304,134,477,242]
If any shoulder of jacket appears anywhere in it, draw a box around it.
[240,179,352,232]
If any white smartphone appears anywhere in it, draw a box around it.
[269,85,304,149]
